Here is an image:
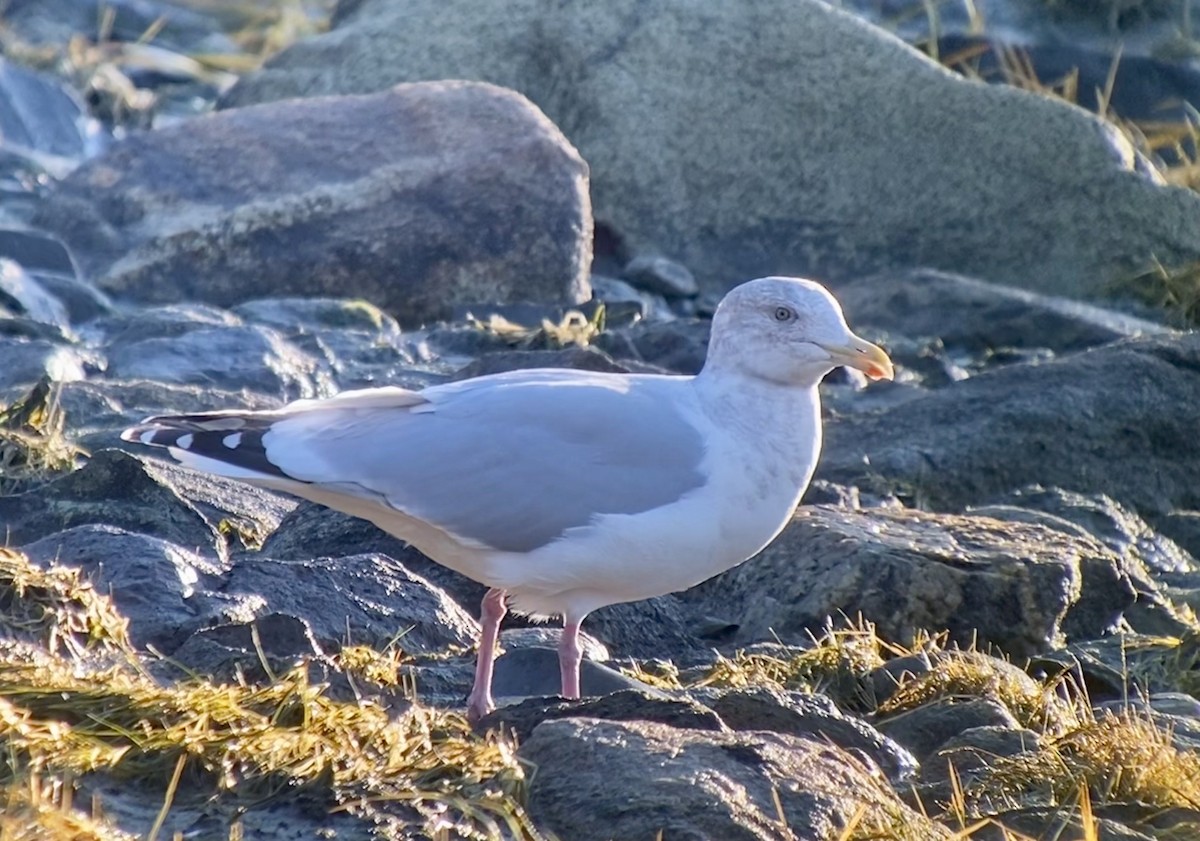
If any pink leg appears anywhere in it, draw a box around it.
[466,588,507,723]
[559,615,584,700]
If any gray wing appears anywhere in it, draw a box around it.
[261,371,708,553]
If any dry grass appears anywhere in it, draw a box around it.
[689,619,932,711]
[677,625,1200,838]
[0,379,85,496]
[878,649,1080,734]
[1110,255,1200,326]
[0,0,333,130]
[0,548,541,839]
[969,709,1200,814]
[468,307,605,350]
[0,548,130,659]
[0,656,524,803]
[336,643,405,687]
[169,0,334,61]
[0,774,134,841]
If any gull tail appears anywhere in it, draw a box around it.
[121,411,300,483]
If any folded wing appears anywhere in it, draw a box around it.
[124,371,708,553]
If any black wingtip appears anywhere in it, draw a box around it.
[119,415,295,481]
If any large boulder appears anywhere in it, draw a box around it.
[520,718,949,840]
[833,269,1174,355]
[818,334,1200,522]
[34,81,592,326]
[685,506,1112,657]
[224,0,1200,299]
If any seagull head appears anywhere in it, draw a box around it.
[704,276,894,387]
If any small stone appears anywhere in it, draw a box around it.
[876,697,1019,761]
[622,255,699,298]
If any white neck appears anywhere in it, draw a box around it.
[692,366,824,490]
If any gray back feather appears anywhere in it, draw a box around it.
[266,373,708,553]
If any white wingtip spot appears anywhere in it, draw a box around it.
[222,432,243,449]
[176,433,194,449]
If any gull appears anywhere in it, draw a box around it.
[122,276,893,721]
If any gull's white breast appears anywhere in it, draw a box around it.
[483,379,823,619]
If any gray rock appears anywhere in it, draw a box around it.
[2,0,236,54]
[48,378,280,452]
[876,697,1020,761]
[224,0,1200,301]
[79,773,375,841]
[917,724,1043,806]
[0,228,78,277]
[288,332,418,393]
[90,302,241,345]
[222,553,478,654]
[255,501,490,616]
[983,808,1159,841]
[0,259,70,330]
[819,334,1200,525]
[36,81,591,327]
[168,613,324,681]
[686,506,1098,658]
[500,626,609,661]
[20,525,220,650]
[1029,634,1200,702]
[477,688,722,740]
[490,646,653,703]
[1158,511,1200,563]
[866,652,935,707]
[0,57,99,172]
[520,718,950,840]
[597,317,711,374]
[973,487,1198,576]
[28,273,113,324]
[0,448,294,562]
[587,274,649,325]
[586,595,711,663]
[106,324,329,401]
[926,724,1041,778]
[231,297,401,338]
[968,504,1140,638]
[0,448,219,551]
[0,337,91,388]
[835,269,1172,354]
[973,489,1199,637]
[622,254,699,298]
[449,346,630,381]
[694,686,918,781]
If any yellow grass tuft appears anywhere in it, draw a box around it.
[469,307,605,350]
[0,772,134,841]
[691,619,917,711]
[336,643,405,687]
[0,548,131,659]
[877,650,1078,734]
[0,378,85,495]
[970,709,1200,813]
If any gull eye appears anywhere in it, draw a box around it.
[773,306,795,322]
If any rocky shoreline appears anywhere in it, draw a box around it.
[2,1,1200,839]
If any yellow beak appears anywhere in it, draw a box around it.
[818,335,894,381]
